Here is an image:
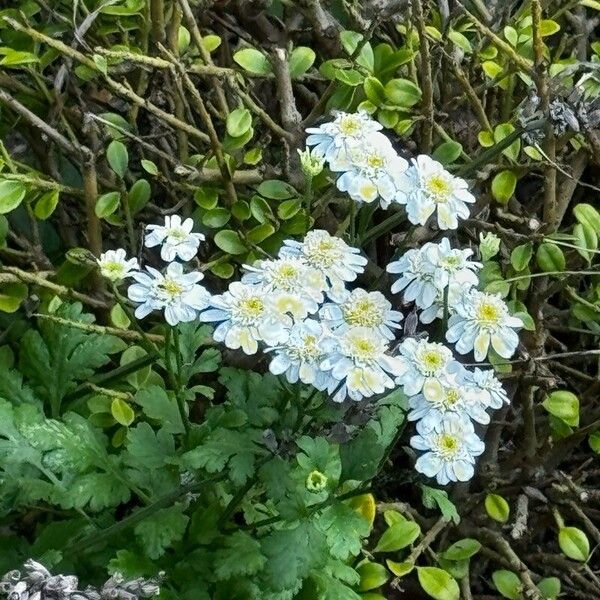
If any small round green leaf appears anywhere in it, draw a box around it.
[432,141,462,165]
[537,577,561,599]
[0,181,26,214]
[492,570,521,600]
[141,159,158,175]
[364,76,387,106]
[384,78,422,107]
[0,282,28,313]
[558,526,590,562]
[491,170,517,204]
[510,243,533,272]
[257,179,297,200]
[214,230,247,254]
[536,243,565,272]
[233,48,272,75]
[374,521,420,552]
[574,203,600,235]
[542,390,579,427]
[111,398,135,427]
[441,538,481,561]
[106,140,129,178]
[34,189,59,219]
[127,179,151,214]
[417,566,460,600]
[202,208,231,228]
[485,493,510,523]
[95,191,121,218]
[289,46,316,78]
[226,108,252,138]
[357,561,389,592]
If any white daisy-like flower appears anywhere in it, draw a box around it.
[333,137,409,208]
[242,257,327,319]
[395,155,475,230]
[267,320,337,390]
[145,215,205,262]
[127,262,210,326]
[423,237,481,290]
[386,246,437,309]
[320,326,404,403]
[409,368,492,431]
[446,289,522,361]
[97,248,139,282]
[395,338,459,397]
[305,110,383,164]
[319,288,403,340]
[466,367,510,409]
[200,282,292,355]
[279,230,367,294]
[411,414,485,485]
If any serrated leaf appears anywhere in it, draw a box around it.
[214,531,266,579]
[134,503,189,559]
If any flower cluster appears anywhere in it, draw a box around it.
[386,237,520,484]
[95,111,524,488]
[306,110,475,229]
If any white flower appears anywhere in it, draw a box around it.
[395,155,475,230]
[333,137,408,208]
[387,247,437,309]
[97,249,139,282]
[305,110,382,164]
[200,282,292,355]
[267,320,337,390]
[408,368,492,431]
[319,288,402,340]
[242,257,327,319]
[127,262,210,326]
[466,367,510,409]
[479,231,501,261]
[423,238,481,290]
[279,230,367,294]
[320,326,404,402]
[446,289,522,361]
[145,215,205,262]
[411,414,485,485]
[395,338,459,396]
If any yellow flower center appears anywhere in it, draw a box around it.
[159,279,184,298]
[237,297,265,319]
[104,262,124,274]
[367,154,385,169]
[306,238,340,268]
[477,302,501,324]
[168,227,188,242]
[437,434,460,458]
[272,264,299,288]
[344,299,383,327]
[425,175,452,202]
[443,389,461,407]
[441,255,460,269]
[349,337,377,360]
[420,350,445,374]
[339,116,361,135]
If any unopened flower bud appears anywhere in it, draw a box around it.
[297,148,325,178]
[479,232,500,261]
[306,470,328,492]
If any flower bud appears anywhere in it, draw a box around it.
[479,232,500,261]
[306,470,328,492]
[297,148,325,178]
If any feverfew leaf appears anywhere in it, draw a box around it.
[317,503,371,560]
[134,503,189,559]
[214,531,266,578]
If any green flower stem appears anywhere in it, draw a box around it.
[504,270,600,284]
[165,326,191,440]
[360,210,406,247]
